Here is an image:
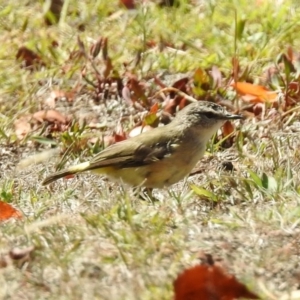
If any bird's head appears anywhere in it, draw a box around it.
[176,101,243,129]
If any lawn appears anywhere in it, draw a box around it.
[1,0,300,299]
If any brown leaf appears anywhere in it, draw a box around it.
[174,262,260,300]
[222,120,235,137]
[102,37,109,60]
[103,57,113,78]
[162,77,190,115]
[33,110,68,124]
[127,74,148,105]
[16,46,46,70]
[288,82,300,103]
[172,77,189,93]
[90,37,103,58]
[120,0,135,9]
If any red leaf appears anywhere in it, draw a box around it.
[172,77,189,91]
[150,102,159,113]
[174,263,259,300]
[0,201,22,221]
[120,0,135,9]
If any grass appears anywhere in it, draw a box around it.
[1,0,300,299]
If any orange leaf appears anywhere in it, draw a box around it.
[150,102,159,114]
[174,263,259,300]
[232,82,277,103]
[0,201,22,221]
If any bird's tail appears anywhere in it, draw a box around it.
[42,162,91,185]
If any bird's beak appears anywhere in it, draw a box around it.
[224,113,244,120]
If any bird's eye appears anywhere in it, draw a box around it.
[204,112,216,119]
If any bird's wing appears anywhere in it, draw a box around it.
[88,132,177,170]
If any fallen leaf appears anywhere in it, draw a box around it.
[174,261,259,300]
[163,77,189,115]
[16,46,46,70]
[113,131,127,143]
[120,0,135,9]
[222,120,235,137]
[143,103,160,127]
[150,102,159,114]
[0,201,22,221]
[172,77,189,93]
[33,110,68,124]
[14,115,32,140]
[127,74,148,105]
[232,82,277,103]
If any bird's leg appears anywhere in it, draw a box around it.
[133,187,158,202]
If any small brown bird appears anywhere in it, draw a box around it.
[42,101,242,188]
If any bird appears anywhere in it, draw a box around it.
[42,101,243,188]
